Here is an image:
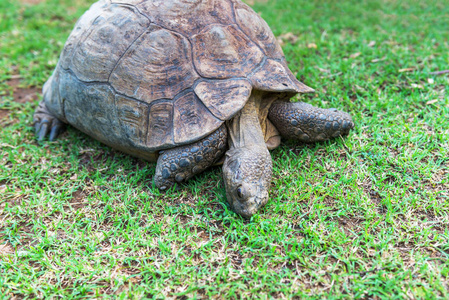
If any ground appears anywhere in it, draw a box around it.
[0,0,448,298]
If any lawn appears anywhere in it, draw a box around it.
[0,0,448,298]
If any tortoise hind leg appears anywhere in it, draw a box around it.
[33,101,65,141]
[268,101,354,142]
[154,125,227,190]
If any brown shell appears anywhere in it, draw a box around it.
[232,0,285,61]
[53,0,314,152]
[109,25,199,102]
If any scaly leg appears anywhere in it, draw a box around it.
[154,124,227,190]
[268,101,354,142]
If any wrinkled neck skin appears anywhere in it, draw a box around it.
[223,91,273,218]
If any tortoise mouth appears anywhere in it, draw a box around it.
[230,194,268,218]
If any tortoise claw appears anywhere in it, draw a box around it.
[49,124,63,141]
[37,121,50,141]
[34,122,42,135]
[35,119,65,141]
[33,101,65,142]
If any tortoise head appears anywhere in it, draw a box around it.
[223,146,272,218]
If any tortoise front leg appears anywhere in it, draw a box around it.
[154,125,227,190]
[268,101,354,142]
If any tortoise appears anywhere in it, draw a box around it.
[33,0,354,218]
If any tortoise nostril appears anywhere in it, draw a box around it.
[237,187,244,199]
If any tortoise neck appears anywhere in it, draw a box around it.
[226,90,267,150]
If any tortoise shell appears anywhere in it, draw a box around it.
[45,0,314,155]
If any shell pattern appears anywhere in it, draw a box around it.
[46,0,314,153]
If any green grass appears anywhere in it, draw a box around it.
[1,0,448,298]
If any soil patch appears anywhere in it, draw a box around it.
[19,0,45,5]
[6,78,41,103]
[69,189,89,209]
[0,109,9,119]
[0,241,14,255]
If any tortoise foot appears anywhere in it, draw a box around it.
[154,125,227,190]
[33,101,65,141]
[268,101,354,142]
